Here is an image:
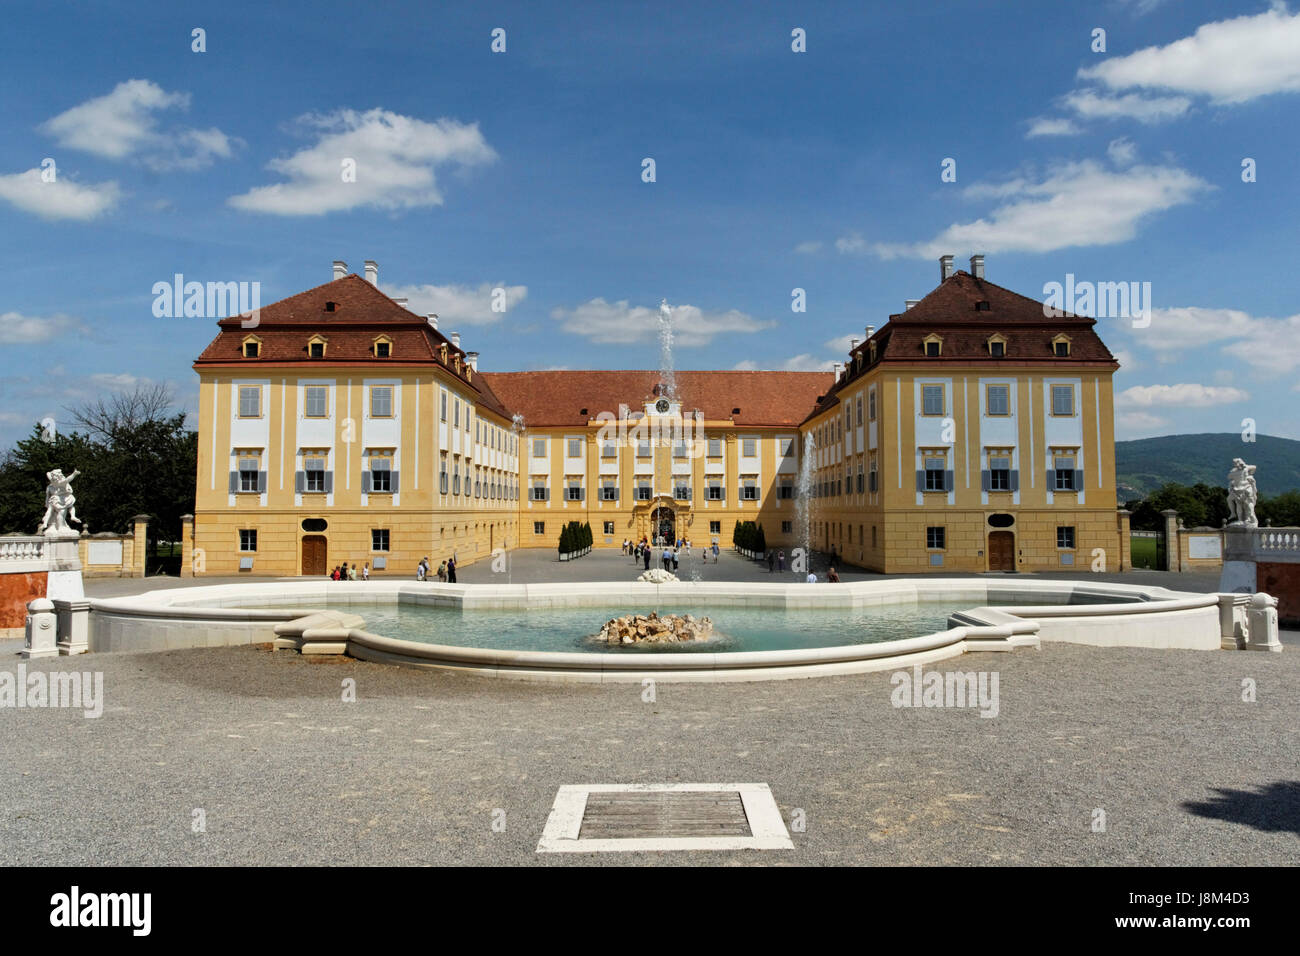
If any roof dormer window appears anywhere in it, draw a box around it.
[987,333,1007,357]
[241,334,261,358]
[325,301,337,313]
[922,333,943,357]
[307,334,328,359]
[372,335,392,358]
[1051,333,1072,357]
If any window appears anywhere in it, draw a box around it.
[1057,526,1076,549]
[741,478,758,500]
[988,335,1007,357]
[674,482,691,500]
[709,521,721,534]
[1052,335,1071,357]
[239,529,257,552]
[707,437,722,457]
[370,386,393,418]
[242,337,260,358]
[707,480,723,501]
[238,455,260,493]
[637,439,651,458]
[602,442,617,458]
[1051,385,1074,416]
[742,438,757,457]
[372,529,390,552]
[869,389,877,420]
[924,455,946,492]
[1054,454,1077,490]
[566,481,583,501]
[987,385,1010,416]
[924,338,941,357]
[636,481,651,501]
[856,463,864,494]
[869,455,878,492]
[439,456,449,494]
[305,386,328,418]
[926,526,945,550]
[779,437,793,457]
[531,481,547,501]
[782,521,792,534]
[601,483,617,501]
[855,397,863,426]
[922,384,944,416]
[440,392,448,422]
[453,398,460,427]
[533,438,547,458]
[567,438,582,458]
[372,337,391,358]
[534,522,545,535]
[304,456,327,493]
[779,479,793,499]
[370,456,392,493]
[238,386,261,418]
[603,521,615,534]
[989,455,1011,491]
[309,342,325,359]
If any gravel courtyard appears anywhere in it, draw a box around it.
[1,552,1295,866]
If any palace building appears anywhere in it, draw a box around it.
[189,255,1121,576]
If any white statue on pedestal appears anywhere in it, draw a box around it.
[38,468,82,535]
[1226,458,1258,528]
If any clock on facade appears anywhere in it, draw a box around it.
[655,398,670,413]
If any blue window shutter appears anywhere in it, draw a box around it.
[1074,469,1084,491]
[295,471,305,493]
[324,471,333,494]
[1010,470,1020,492]
[915,469,924,492]
[391,471,400,493]
[1046,469,1056,489]
[229,471,238,494]
[257,471,267,493]
[981,470,990,492]
[945,470,954,492]
[362,471,372,494]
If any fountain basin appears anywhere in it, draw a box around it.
[86,578,1234,682]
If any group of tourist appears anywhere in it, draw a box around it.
[416,555,457,583]
[328,562,369,581]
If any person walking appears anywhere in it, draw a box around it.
[661,546,671,571]
[447,556,457,584]
[416,558,426,581]
[767,550,776,573]
[438,560,447,582]
[347,563,357,581]
[362,562,370,581]
[643,546,651,571]
[671,547,679,572]
[777,550,785,573]
[806,570,818,584]
[827,565,840,583]
[711,540,719,563]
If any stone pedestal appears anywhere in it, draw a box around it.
[22,598,58,659]
[1246,593,1283,652]
[55,598,90,655]
[1220,526,1258,594]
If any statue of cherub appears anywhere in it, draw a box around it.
[38,468,82,534]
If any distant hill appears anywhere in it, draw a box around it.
[1116,433,1300,502]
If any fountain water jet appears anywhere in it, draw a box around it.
[794,432,815,575]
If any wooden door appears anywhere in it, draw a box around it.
[988,531,1015,572]
[302,535,327,576]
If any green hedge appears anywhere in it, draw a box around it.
[731,520,765,554]
[559,520,593,556]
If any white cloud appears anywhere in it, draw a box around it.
[0,312,88,344]
[823,334,858,353]
[552,298,776,346]
[794,240,823,254]
[732,355,834,372]
[872,160,1208,258]
[1116,383,1250,408]
[1137,306,1300,374]
[835,234,869,254]
[88,372,152,391]
[1079,7,1300,105]
[228,108,495,215]
[1063,89,1192,123]
[0,169,120,220]
[1111,349,1139,372]
[40,79,236,170]
[1116,410,1170,435]
[383,282,526,326]
[1025,117,1082,137]
[1107,137,1138,166]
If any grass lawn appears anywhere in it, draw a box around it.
[1131,535,1160,569]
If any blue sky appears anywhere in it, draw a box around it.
[2,0,1298,448]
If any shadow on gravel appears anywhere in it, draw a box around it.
[1183,781,1300,835]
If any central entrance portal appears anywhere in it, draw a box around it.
[651,506,675,545]
[302,535,327,576]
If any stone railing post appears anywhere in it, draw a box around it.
[132,514,150,577]
[1161,509,1180,572]
[180,514,195,578]
[22,598,58,659]
[1116,508,1132,572]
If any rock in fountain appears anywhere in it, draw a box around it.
[638,568,678,583]
[593,612,713,645]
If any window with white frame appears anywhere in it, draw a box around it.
[304,386,328,418]
[1051,385,1075,416]
[741,477,758,500]
[303,454,327,493]
[922,384,944,416]
[742,437,757,457]
[239,529,257,551]
[636,480,651,500]
[238,454,260,493]
[238,386,261,418]
[924,455,946,492]
[370,386,393,418]
[987,384,1010,416]
[370,454,392,493]
[707,437,722,457]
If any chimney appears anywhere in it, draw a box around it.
[364,260,379,286]
[865,325,875,339]
[332,260,348,280]
[393,297,408,309]
[466,351,479,372]
[905,299,919,310]
[970,254,985,279]
[451,332,461,349]
[426,313,438,329]
[850,338,860,350]
[939,255,954,281]
[831,362,842,378]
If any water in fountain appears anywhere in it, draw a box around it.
[794,432,816,575]
[657,299,677,402]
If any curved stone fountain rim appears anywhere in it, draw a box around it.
[87,577,1225,682]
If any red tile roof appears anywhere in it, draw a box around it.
[192,274,513,420]
[481,370,833,428]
